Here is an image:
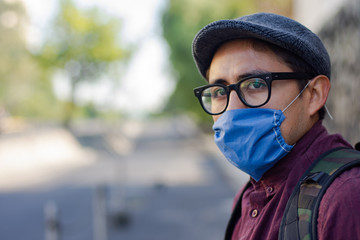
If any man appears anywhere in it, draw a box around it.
[192,13,360,239]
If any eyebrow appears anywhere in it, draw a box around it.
[210,70,269,85]
[237,70,268,81]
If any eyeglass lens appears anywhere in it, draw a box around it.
[201,77,269,114]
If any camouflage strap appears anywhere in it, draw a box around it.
[279,147,360,240]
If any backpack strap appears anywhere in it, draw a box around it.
[279,147,360,240]
[224,181,251,240]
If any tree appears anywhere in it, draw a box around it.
[34,0,130,125]
[161,0,292,126]
[0,0,57,119]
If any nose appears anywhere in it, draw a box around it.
[227,91,246,110]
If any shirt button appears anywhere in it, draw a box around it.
[251,209,258,218]
[266,186,274,193]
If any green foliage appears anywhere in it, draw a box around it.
[161,0,292,126]
[34,0,130,125]
[0,0,59,119]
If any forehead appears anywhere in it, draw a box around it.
[208,39,290,82]
[213,39,281,63]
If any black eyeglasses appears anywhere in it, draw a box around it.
[193,72,312,115]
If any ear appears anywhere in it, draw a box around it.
[307,75,331,117]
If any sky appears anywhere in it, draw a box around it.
[23,0,174,118]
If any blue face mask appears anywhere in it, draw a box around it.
[212,81,311,181]
[213,108,293,181]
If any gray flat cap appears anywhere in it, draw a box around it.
[192,12,331,80]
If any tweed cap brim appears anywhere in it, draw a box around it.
[192,13,331,80]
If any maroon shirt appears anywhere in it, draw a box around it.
[231,121,360,240]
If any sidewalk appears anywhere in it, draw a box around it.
[0,118,249,193]
[0,125,96,191]
[0,117,244,240]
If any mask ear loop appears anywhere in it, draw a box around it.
[324,105,334,120]
[282,80,312,113]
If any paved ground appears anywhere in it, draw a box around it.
[0,116,249,240]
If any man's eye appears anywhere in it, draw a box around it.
[212,88,226,98]
[243,78,267,90]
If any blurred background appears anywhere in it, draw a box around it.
[0,0,359,239]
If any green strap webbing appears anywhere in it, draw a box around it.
[279,147,360,240]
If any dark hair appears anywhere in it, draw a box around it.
[249,39,326,120]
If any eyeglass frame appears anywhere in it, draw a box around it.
[193,72,313,115]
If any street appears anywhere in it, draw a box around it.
[0,116,249,240]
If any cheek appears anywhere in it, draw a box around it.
[269,81,300,110]
[280,105,305,145]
